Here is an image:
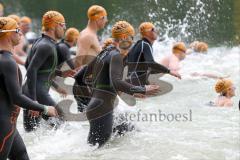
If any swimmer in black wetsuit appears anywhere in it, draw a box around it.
[127,22,181,86]
[0,17,57,160]
[23,11,67,132]
[75,21,160,147]
[56,27,79,69]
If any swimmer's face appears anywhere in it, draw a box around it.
[10,27,22,46]
[227,85,236,97]
[96,16,108,29]
[20,22,31,34]
[179,53,186,60]
[143,27,158,41]
[55,22,66,39]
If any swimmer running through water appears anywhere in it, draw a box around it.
[73,5,108,112]
[75,20,160,147]
[23,11,68,132]
[0,17,57,160]
[126,22,181,86]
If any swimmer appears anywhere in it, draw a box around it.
[0,17,57,160]
[160,42,187,75]
[188,41,208,53]
[126,22,181,86]
[213,79,235,107]
[73,5,108,112]
[75,21,160,147]
[14,16,32,56]
[7,14,25,65]
[23,11,67,132]
[56,27,79,69]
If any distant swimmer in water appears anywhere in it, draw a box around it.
[0,17,58,160]
[75,21,160,147]
[126,22,181,86]
[212,79,235,107]
[160,42,187,75]
[187,41,208,54]
[73,5,108,112]
[23,11,68,132]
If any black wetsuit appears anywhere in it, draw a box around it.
[23,34,58,132]
[127,38,170,86]
[75,46,145,147]
[56,39,75,69]
[0,50,45,160]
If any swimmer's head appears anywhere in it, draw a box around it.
[102,38,114,49]
[172,42,187,60]
[64,27,79,45]
[112,21,135,53]
[87,5,107,29]
[139,22,157,41]
[0,17,22,45]
[0,3,4,16]
[7,14,20,25]
[215,79,235,97]
[42,11,66,39]
[20,16,32,34]
[190,41,208,53]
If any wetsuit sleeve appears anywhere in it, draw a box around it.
[110,53,146,95]
[26,44,52,100]
[59,44,75,69]
[143,43,170,74]
[74,57,96,85]
[3,59,45,111]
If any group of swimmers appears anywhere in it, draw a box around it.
[0,3,237,160]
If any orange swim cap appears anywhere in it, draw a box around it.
[190,41,208,53]
[65,27,79,42]
[112,21,135,39]
[172,42,187,55]
[215,79,233,94]
[42,11,65,31]
[102,38,114,49]
[0,17,18,39]
[8,14,20,24]
[139,22,155,36]
[87,5,107,21]
[20,16,32,24]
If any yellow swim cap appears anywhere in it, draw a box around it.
[172,42,187,55]
[20,16,32,24]
[42,11,65,31]
[0,17,18,39]
[139,22,155,36]
[112,21,135,39]
[8,14,20,24]
[65,27,79,42]
[87,5,107,21]
[215,79,233,94]
[102,38,114,49]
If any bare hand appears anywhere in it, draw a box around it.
[170,70,181,79]
[56,87,67,98]
[145,85,160,95]
[28,110,40,118]
[61,69,76,78]
[47,106,58,117]
[133,93,146,98]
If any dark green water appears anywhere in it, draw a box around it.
[1,0,240,46]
